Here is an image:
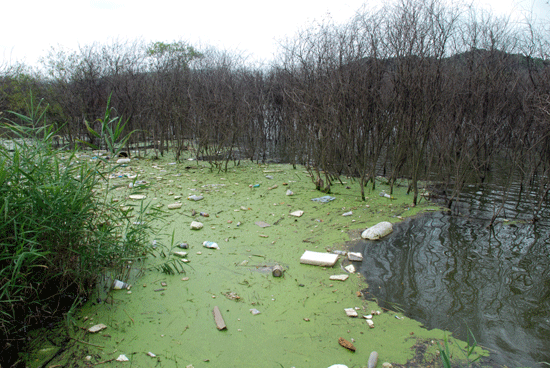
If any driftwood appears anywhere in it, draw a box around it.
[213,306,227,330]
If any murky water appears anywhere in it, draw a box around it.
[356,184,550,367]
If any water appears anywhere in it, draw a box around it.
[356,184,550,367]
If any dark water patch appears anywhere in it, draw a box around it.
[353,212,550,367]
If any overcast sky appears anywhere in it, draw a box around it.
[1,0,548,68]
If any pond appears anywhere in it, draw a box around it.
[355,183,550,367]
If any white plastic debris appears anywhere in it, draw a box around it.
[173,251,188,257]
[129,194,146,200]
[361,221,393,240]
[342,211,353,216]
[345,308,358,317]
[88,323,107,333]
[300,251,339,267]
[112,280,129,289]
[116,354,129,362]
[347,252,363,262]
[117,158,131,164]
[366,319,374,328]
[167,202,182,209]
[203,241,219,249]
[190,221,203,230]
[187,195,204,201]
[344,264,356,273]
[250,308,261,315]
[290,210,304,217]
[147,352,156,357]
[286,189,294,196]
[329,274,349,281]
[328,365,349,368]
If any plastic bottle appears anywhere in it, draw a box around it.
[199,212,209,217]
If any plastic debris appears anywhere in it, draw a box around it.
[290,210,304,217]
[338,337,356,351]
[347,252,363,262]
[250,308,261,315]
[173,251,188,257]
[255,221,271,228]
[213,306,227,330]
[379,191,392,199]
[117,158,131,164]
[342,211,353,216]
[167,202,182,209]
[199,212,209,217]
[112,280,129,290]
[344,264,356,273]
[328,365,349,368]
[266,175,274,179]
[361,221,393,240]
[368,351,379,368]
[203,241,219,249]
[272,264,284,277]
[147,352,156,357]
[88,323,107,333]
[300,251,339,267]
[345,308,358,317]
[286,189,294,196]
[190,221,203,230]
[366,319,374,328]
[129,194,146,200]
[116,354,129,362]
[187,195,204,201]
[311,196,335,203]
[178,242,189,249]
[329,274,349,281]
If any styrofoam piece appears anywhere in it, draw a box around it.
[88,323,107,333]
[347,252,363,261]
[299,251,339,267]
[361,221,393,240]
[329,274,349,281]
[167,202,182,209]
[129,194,146,200]
[117,158,131,164]
[173,251,188,257]
[190,221,203,230]
[290,210,304,217]
[344,308,358,317]
[344,264,356,273]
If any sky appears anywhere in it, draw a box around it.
[1,0,548,68]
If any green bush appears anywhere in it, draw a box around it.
[0,97,155,366]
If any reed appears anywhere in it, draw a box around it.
[0,96,157,366]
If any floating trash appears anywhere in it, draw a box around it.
[338,337,356,351]
[342,211,353,216]
[300,251,338,267]
[344,264,356,273]
[286,189,294,196]
[361,221,393,240]
[250,308,261,315]
[129,194,146,200]
[188,195,204,201]
[190,221,203,230]
[116,354,129,362]
[344,308,358,317]
[289,210,304,217]
[112,280,129,290]
[203,241,219,249]
[173,251,188,257]
[88,323,107,333]
[347,252,363,262]
[311,196,335,203]
[329,274,349,281]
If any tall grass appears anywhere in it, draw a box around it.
[0,97,158,367]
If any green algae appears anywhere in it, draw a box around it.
[25,155,487,368]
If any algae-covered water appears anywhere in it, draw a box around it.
[26,155,484,368]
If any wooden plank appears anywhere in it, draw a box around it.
[213,306,227,330]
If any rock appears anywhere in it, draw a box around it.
[361,221,393,240]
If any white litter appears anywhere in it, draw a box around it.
[361,221,393,240]
[116,354,129,362]
[88,324,107,333]
[329,274,349,281]
[345,308,358,317]
[299,251,339,267]
[190,221,203,230]
[290,210,304,217]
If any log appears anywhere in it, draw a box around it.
[213,306,227,330]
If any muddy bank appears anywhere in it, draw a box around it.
[25,155,485,367]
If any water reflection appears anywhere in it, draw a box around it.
[356,211,550,367]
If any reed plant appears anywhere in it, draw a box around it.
[0,96,158,366]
